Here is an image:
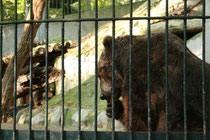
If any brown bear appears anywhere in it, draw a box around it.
[98,32,210,131]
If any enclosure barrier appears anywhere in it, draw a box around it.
[0,0,210,140]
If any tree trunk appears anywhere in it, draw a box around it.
[1,0,46,122]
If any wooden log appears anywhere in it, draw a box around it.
[16,66,61,107]
[2,40,72,78]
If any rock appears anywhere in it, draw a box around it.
[18,113,27,124]
[187,32,203,60]
[48,108,54,113]
[71,109,93,127]
[50,107,68,126]
[32,112,45,125]
[48,108,53,121]
[187,32,210,63]
[32,109,41,115]
[115,120,125,131]
[16,108,28,123]
[97,111,108,129]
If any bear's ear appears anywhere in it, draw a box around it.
[103,36,112,50]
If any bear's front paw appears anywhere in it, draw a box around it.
[106,100,124,120]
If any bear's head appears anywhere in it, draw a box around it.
[98,36,123,103]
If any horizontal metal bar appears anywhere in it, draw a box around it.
[1,130,210,140]
[1,16,210,25]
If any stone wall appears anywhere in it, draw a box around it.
[54,55,96,94]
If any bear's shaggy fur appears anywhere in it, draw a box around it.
[98,32,210,131]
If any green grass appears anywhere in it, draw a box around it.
[64,109,78,128]
[49,76,107,111]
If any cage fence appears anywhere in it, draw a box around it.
[0,0,210,140]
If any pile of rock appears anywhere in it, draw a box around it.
[16,107,124,131]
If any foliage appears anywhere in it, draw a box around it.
[0,0,25,21]
[49,8,62,18]
[0,0,145,21]
[72,0,134,12]
[65,0,144,14]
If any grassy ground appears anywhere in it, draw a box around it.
[48,76,110,130]
[49,76,107,111]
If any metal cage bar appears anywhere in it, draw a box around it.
[61,0,65,139]
[45,0,49,139]
[202,0,207,140]
[183,0,188,140]
[78,0,82,139]
[66,0,69,14]
[51,0,53,8]
[12,0,18,140]
[112,0,116,140]
[147,0,151,139]
[29,0,34,139]
[94,0,98,139]
[0,0,2,130]
[56,0,58,9]
[1,16,210,25]
[165,0,169,140]
[0,0,209,140]
[129,0,133,139]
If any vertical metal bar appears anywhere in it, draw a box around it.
[147,0,151,139]
[64,0,66,14]
[67,0,70,14]
[61,22,65,140]
[56,0,58,8]
[29,0,34,139]
[71,0,72,13]
[183,0,188,140]
[202,0,206,139]
[112,0,115,139]
[13,0,18,140]
[45,0,49,139]
[129,0,133,139]
[52,0,54,8]
[165,0,169,140]
[94,0,98,139]
[0,0,2,130]
[78,0,81,139]
[61,0,65,139]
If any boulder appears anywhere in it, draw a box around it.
[50,107,68,126]
[32,112,45,125]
